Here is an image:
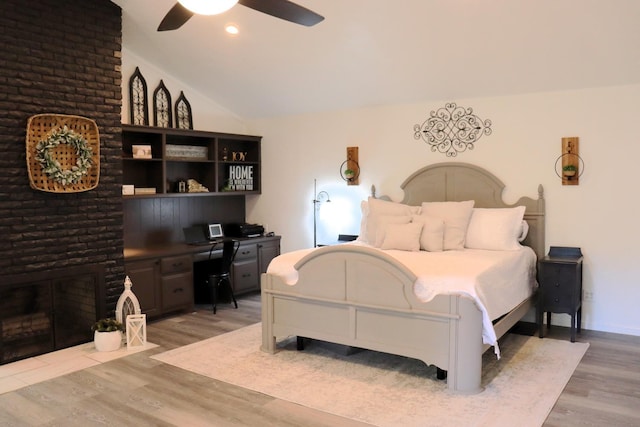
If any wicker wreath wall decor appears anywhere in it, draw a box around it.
[35,126,93,185]
[26,114,100,193]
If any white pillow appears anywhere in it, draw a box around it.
[420,200,474,250]
[411,215,444,252]
[356,200,369,242]
[380,222,423,251]
[465,206,526,251]
[373,215,412,247]
[518,220,529,242]
[364,197,417,243]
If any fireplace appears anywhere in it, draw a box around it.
[0,265,106,365]
[0,0,125,365]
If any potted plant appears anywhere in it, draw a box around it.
[344,168,355,180]
[562,164,577,177]
[92,318,124,352]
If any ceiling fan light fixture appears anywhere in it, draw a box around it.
[177,0,239,16]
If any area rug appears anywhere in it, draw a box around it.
[152,323,588,427]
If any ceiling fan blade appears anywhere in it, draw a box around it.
[158,2,195,31]
[238,0,324,26]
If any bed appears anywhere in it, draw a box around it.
[260,162,545,394]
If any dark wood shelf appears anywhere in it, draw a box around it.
[122,125,262,198]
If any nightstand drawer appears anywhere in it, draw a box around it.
[540,263,576,285]
[541,287,574,308]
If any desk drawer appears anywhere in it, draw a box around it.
[160,255,192,274]
[235,243,257,261]
[161,272,193,310]
[232,259,259,294]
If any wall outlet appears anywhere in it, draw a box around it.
[583,290,594,301]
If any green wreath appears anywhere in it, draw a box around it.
[35,126,93,186]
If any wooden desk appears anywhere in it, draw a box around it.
[124,236,280,318]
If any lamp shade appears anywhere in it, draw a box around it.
[178,0,239,15]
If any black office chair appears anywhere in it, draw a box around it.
[207,239,240,314]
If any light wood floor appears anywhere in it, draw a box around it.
[1,293,639,426]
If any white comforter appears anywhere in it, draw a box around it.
[267,242,538,356]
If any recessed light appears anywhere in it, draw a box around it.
[225,24,239,35]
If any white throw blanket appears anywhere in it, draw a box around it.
[267,242,537,357]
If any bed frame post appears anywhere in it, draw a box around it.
[448,296,484,394]
[260,273,276,353]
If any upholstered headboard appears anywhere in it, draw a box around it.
[376,162,545,258]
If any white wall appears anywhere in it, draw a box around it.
[246,84,640,337]
[121,48,248,134]
[119,45,640,337]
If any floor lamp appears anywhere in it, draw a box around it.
[313,179,331,247]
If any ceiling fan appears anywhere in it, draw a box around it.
[158,0,325,31]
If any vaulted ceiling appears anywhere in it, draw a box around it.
[113,0,640,119]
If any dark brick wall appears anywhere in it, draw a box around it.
[0,0,124,313]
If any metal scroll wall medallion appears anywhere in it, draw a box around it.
[413,102,492,157]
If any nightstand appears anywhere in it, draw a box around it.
[537,246,583,342]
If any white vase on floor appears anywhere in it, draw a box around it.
[94,330,123,352]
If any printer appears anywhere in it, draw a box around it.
[224,223,264,238]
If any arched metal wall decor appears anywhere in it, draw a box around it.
[175,91,193,130]
[129,67,149,126]
[153,80,173,128]
[128,67,196,129]
[413,102,492,157]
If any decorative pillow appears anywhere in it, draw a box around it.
[518,220,529,242]
[364,197,417,243]
[356,200,369,242]
[373,215,412,247]
[411,215,445,252]
[420,200,474,250]
[380,222,423,251]
[465,206,526,251]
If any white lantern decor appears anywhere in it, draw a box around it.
[115,276,141,330]
[126,314,147,348]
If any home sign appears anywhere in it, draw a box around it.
[227,165,254,191]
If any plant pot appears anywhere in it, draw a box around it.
[563,170,576,177]
[94,330,122,352]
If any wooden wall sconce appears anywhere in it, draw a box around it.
[555,137,583,185]
[341,146,360,185]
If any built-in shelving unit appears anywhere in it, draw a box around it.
[122,125,261,198]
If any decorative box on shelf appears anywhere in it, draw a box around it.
[134,187,156,195]
[166,144,208,160]
[122,185,135,195]
[132,145,152,159]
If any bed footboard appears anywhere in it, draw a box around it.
[261,245,485,394]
